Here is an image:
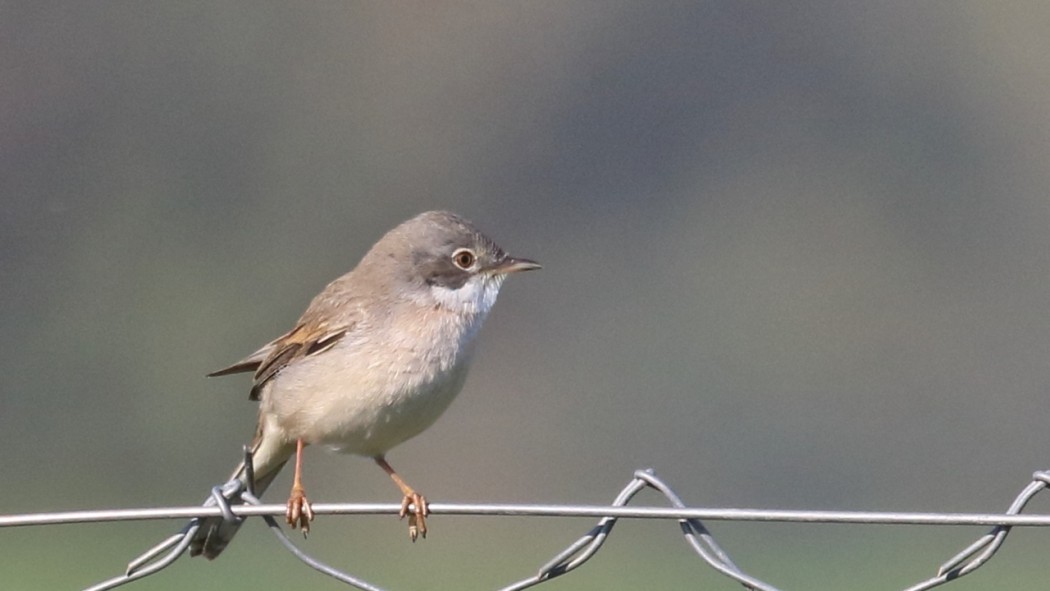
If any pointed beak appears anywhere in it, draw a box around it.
[490,256,542,275]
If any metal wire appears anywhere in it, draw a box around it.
[2,459,1047,590]
[8,501,1050,529]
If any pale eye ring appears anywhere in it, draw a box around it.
[452,248,476,270]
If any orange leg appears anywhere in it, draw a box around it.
[285,438,314,534]
[374,456,429,541]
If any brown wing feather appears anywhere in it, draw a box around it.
[206,323,304,378]
[247,339,303,401]
[246,324,350,400]
[208,278,360,400]
[206,360,262,378]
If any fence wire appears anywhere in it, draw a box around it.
[2,452,1048,591]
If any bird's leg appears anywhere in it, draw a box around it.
[374,456,429,541]
[285,438,314,534]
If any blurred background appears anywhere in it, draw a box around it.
[4,2,1050,589]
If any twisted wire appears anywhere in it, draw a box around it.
[2,457,1047,591]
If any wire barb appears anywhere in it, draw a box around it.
[1,464,1044,590]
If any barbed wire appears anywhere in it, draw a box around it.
[3,450,1048,590]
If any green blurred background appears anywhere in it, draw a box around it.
[4,3,1050,589]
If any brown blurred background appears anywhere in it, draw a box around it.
[4,3,1050,589]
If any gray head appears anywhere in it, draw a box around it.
[358,211,540,314]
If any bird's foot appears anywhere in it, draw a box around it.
[399,492,429,541]
[286,485,314,536]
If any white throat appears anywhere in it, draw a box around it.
[428,274,504,319]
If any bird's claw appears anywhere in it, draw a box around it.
[399,492,429,541]
[286,485,314,536]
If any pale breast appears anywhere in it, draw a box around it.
[259,304,485,457]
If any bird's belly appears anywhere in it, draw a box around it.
[315,366,467,456]
[261,339,472,457]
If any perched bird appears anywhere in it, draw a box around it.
[189,211,540,558]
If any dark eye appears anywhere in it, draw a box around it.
[452,248,476,269]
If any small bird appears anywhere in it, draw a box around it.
[188,211,540,559]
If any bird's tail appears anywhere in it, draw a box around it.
[188,432,295,559]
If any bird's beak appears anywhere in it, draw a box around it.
[490,256,542,275]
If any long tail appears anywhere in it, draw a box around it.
[188,431,295,559]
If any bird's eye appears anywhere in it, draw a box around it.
[452,249,476,270]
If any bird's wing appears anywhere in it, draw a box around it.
[206,324,300,378]
[208,320,353,401]
[208,273,366,400]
